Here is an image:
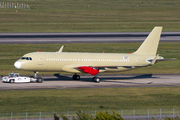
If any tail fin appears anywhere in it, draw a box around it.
[133,26,163,56]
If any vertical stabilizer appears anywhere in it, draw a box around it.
[133,27,162,56]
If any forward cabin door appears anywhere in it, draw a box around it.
[37,57,46,70]
[38,57,48,71]
[38,57,43,66]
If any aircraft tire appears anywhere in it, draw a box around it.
[76,75,80,80]
[72,75,80,80]
[96,77,100,83]
[37,77,43,83]
[92,77,96,82]
[72,75,76,80]
[93,77,100,83]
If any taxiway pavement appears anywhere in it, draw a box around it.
[0,32,180,44]
[0,74,180,90]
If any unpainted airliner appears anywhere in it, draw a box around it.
[14,27,176,83]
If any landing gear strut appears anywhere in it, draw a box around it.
[34,71,43,83]
[34,71,37,78]
[37,77,43,83]
[72,73,80,80]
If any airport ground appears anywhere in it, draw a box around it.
[0,74,180,90]
[0,75,180,113]
[0,32,180,116]
[1,0,180,119]
[0,0,180,33]
[0,32,180,44]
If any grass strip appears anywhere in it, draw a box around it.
[0,87,180,113]
[0,0,180,32]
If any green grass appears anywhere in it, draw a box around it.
[0,42,179,76]
[0,0,180,32]
[0,87,179,113]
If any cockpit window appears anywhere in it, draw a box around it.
[21,57,32,60]
[21,57,26,60]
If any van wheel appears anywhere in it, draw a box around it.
[10,79,14,83]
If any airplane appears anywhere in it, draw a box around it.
[14,26,176,83]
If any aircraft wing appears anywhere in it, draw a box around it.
[62,64,147,75]
[74,65,147,75]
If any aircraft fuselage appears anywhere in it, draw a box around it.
[14,52,155,73]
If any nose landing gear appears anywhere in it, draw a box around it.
[33,71,43,83]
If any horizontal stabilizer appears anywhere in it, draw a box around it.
[149,54,159,65]
[156,58,177,62]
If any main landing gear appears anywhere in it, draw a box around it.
[72,73,80,80]
[72,73,101,83]
[92,75,101,83]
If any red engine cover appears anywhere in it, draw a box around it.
[78,66,99,75]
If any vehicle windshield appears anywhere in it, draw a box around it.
[9,73,14,77]
[9,73,19,77]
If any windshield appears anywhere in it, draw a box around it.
[21,57,32,60]
[9,73,14,77]
[9,73,19,77]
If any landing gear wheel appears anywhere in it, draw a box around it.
[37,77,43,83]
[72,75,80,80]
[73,75,75,80]
[95,77,100,83]
[92,77,96,82]
[76,75,80,80]
[92,77,100,83]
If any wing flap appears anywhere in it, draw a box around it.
[149,54,159,65]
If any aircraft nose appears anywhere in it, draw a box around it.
[14,61,21,69]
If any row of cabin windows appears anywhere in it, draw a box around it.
[46,58,129,62]
[21,57,32,60]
